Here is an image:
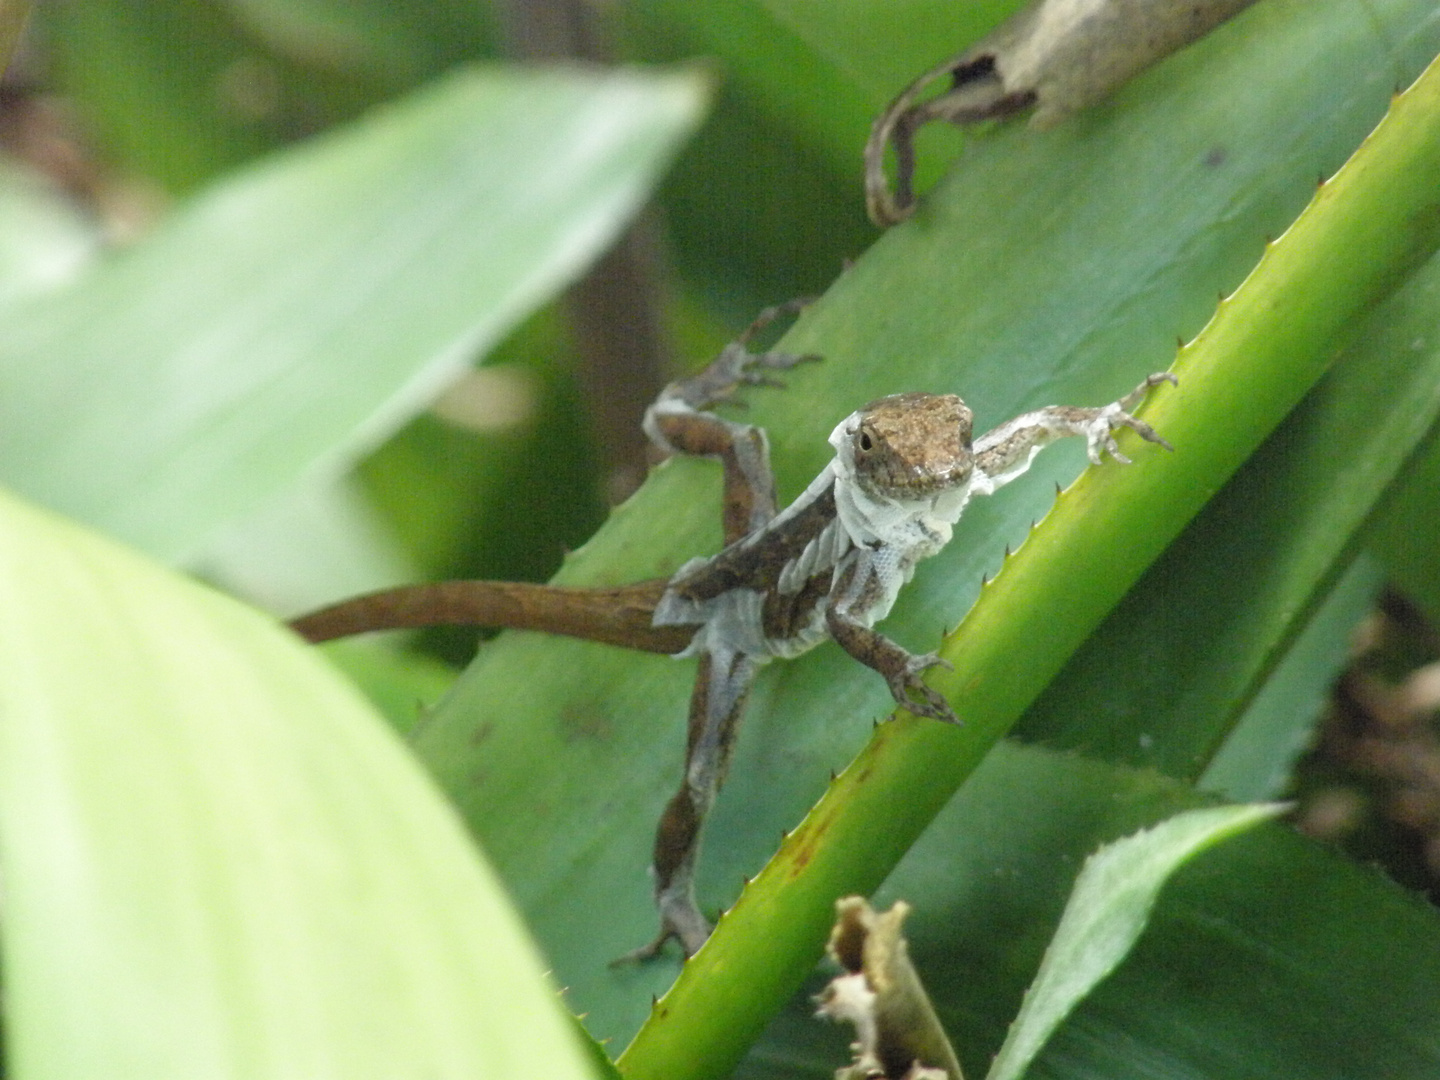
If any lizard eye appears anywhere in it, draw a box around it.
[858,430,874,452]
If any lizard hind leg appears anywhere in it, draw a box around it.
[616,647,760,962]
[643,299,820,543]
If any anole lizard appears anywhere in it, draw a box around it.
[292,302,1174,959]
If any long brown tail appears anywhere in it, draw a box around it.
[289,578,693,655]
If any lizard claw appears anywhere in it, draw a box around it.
[682,342,822,412]
[1116,371,1177,411]
[700,297,821,404]
[888,652,959,724]
[611,927,688,966]
[734,351,823,392]
[1085,372,1175,464]
[653,297,822,414]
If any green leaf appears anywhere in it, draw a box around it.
[985,803,1283,1080]
[742,743,1440,1079]
[761,0,1020,99]
[313,637,457,738]
[618,17,1440,1079]
[1021,240,1440,775]
[915,749,1440,1080]
[1198,555,1383,802]
[0,487,597,1078]
[197,472,418,616]
[1037,832,1440,1079]
[1368,423,1440,625]
[402,3,1440,1062]
[0,63,708,563]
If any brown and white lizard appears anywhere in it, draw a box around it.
[292,302,1174,959]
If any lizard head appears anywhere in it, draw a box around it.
[831,392,975,499]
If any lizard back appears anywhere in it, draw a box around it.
[654,469,854,659]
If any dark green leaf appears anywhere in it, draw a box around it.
[406,3,1440,1064]
[1022,244,1440,776]
[740,743,1440,1080]
[986,803,1283,1080]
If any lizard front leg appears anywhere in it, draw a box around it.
[972,372,1175,492]
[827,603,957,724]
[819,550,959,723]
[643,298,817,541]
[619,646,761,961]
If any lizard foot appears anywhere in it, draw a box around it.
[611,883,713,965]
[887,651,959,724]
[677,300,822,412]
[1084,372,1177,464]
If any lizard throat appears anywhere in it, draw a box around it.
[834,469,975,557]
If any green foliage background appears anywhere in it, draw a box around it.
[1,0,1439,1077]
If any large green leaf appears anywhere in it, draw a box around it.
[0,488,597,1078]
[624,35,1440,1079]
[407,0,1440,1056]
[0,63,707,564]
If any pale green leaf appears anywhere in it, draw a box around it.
[0,64,707,563]
[0,489,596,1079]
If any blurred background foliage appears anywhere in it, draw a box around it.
[10,0,910,656]
[3,0,1064,656]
